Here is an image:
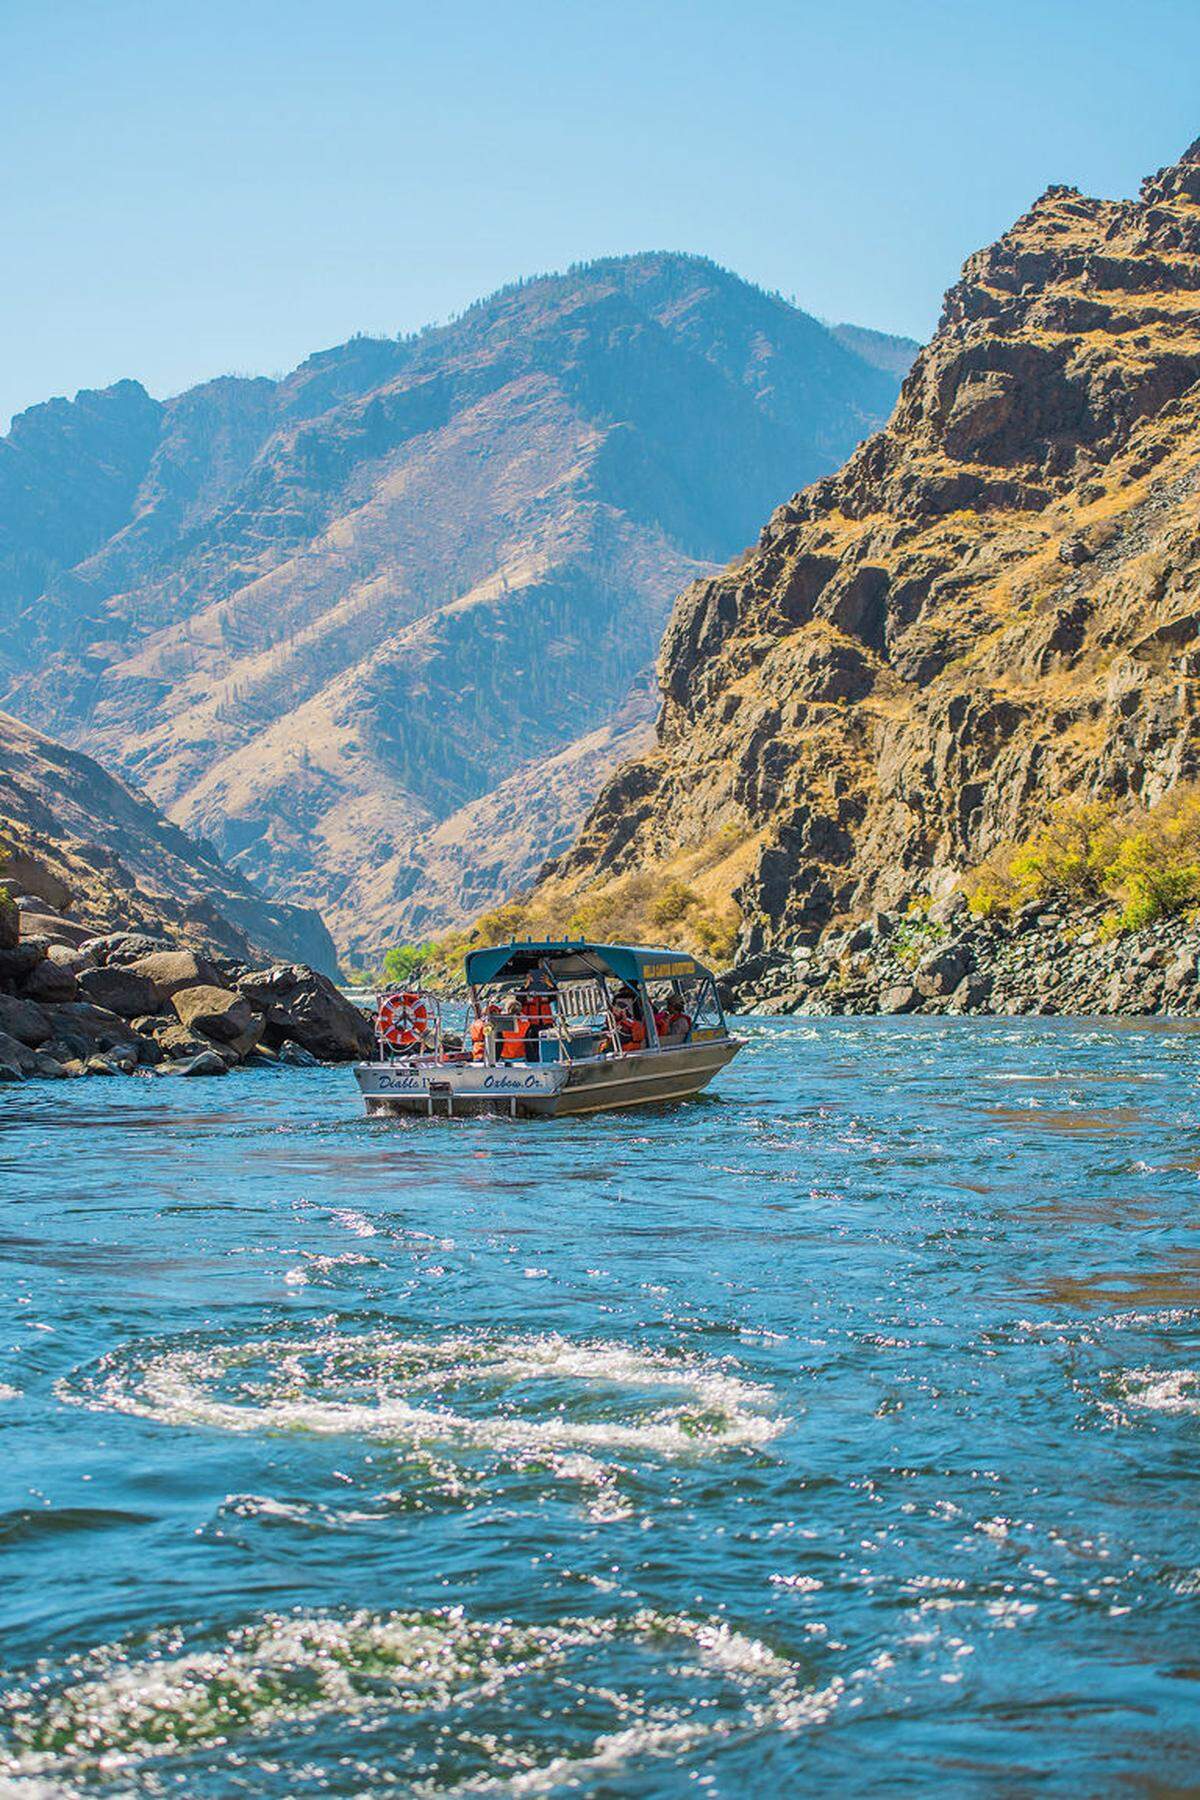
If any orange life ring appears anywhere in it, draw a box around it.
[376,990,430,1049]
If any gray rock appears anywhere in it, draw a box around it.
[1163,952,1197,994]
[928,891,969,926]
[18,911,94,949]
[84,1055,124,1076]
[171,984,258,1045]
[77,966,161,1019]
[48,1002,144,1059]
[915,944,971,998]
[1104,973,1129,1013]
[0,1061,22,1082]
[0,1028,38,1075]
[174,1050,229,1077]
[126,950,222,1002]
[879,983,920,1014]
[19,957,79,1004]
[950,973,993,1012]
[236,965,373,1060]
[81,933,172,967]
[0,941,48,985]
[278,1039,319,1067]
[147,1020,217,1062]
[0,993,53,1048]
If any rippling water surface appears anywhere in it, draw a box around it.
[2,1017,1199,1795]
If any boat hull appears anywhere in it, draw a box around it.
[355,1037,742,1119]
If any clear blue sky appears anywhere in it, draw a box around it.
[2,0,1196,429]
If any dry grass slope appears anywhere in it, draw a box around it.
[524,141,1200,961]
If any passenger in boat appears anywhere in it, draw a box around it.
[612,998,647,1052]
[469,1002,503,1061]
[499,998,533,1061]
[656,992,692,1045]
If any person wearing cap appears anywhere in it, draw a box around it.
[657,992,691,1045]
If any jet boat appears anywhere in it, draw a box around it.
[354,939,743,1118]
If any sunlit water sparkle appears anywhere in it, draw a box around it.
[2,1016,1199,1793]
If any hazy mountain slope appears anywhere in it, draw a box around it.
[0,380,162,681]
[527,142,1200,959]
[831,324,921,378]
[0,710,336,971]
[0,254,906,952]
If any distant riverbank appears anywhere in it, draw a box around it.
[725,897,1200,1018]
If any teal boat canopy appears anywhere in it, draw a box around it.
[464,940,709,989]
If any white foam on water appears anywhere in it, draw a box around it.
[1115,1367,1200,1415]
[56,1331,784,1490]
[0,1384,22,1402]
[0,1605,844,1795]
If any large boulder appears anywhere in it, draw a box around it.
[19,911,94,949]
[172,984,259,1045]
[0,993,53,1048]
[127,950,221,1004]
[173,1049,229,1078]
[0,848,72,914]
[45,1002,147,1061]
[0,1027,39,1075]
[77,965,161,1019]
[146,1020,223,1063]
[20,957,79,1004]
[0,894,17,952]
[0,940,48,987]
[915,943,972,999]
[80,932,171,968]
[47,943,97,971]
[236,965,373,1060]
[879,983,920,1015]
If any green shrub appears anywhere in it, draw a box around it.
[965,788,1200,933]
[380,941,435,986]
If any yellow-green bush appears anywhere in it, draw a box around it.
[965,789,1200,931]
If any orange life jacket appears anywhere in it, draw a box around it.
[500,1017,531,1060]
[618,1013,646,1051]
[469,1018,488,1061]
[523,992,554,1024]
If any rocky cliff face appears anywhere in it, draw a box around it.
[539,143,1200,957]
[0,710,336,972]
[0,255,912,956]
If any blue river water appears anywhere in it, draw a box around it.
[1,1016,1199,1796]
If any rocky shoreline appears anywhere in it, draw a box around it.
[0,894,373,1083]
[724,896,1200,1018]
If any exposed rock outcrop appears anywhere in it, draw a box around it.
[1,256,914,954]
[536,142,1200,969]
[0,709,335,972]
[0,897,371,1082]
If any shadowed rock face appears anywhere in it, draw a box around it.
[0,709,336,973]
[541,142,1200,957]
[0,254,912,956]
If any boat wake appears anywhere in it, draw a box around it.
[56,1328,785,1521]
[0,1603,844,1797]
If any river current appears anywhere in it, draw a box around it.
[1,1017,1198,1795]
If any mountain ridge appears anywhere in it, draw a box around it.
[0,253,916,954]
[516,142,1200,961]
